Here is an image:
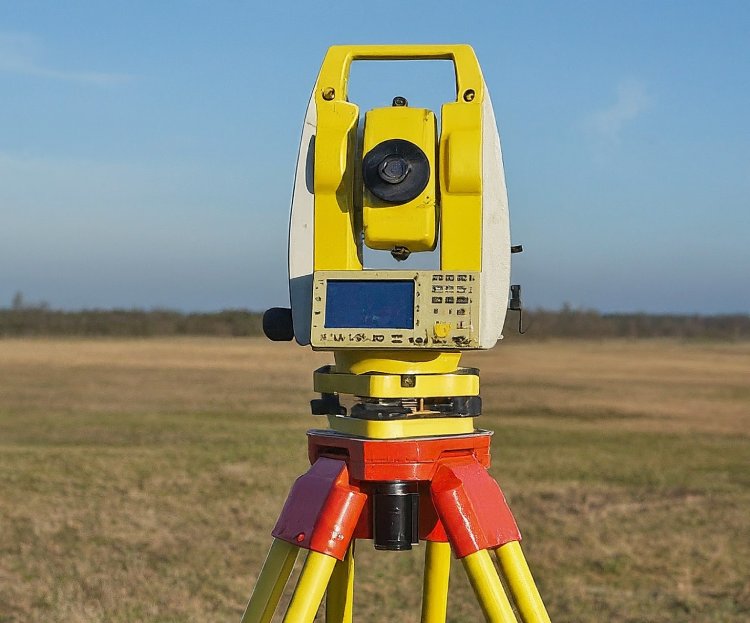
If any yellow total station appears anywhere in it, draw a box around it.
[266,44,514,437]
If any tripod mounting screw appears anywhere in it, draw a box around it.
[372,481,419,551]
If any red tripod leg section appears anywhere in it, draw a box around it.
[430,458,521,559]
[419,481,449,542]
[271,457,366,561]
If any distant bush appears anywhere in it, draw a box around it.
[0,306,748,340]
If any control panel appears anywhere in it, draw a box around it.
[310,270,481,349]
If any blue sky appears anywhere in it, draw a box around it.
[1,1,748,313]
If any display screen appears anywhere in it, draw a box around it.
[324,280,415,329]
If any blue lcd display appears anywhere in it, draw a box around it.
[325,280,415,329]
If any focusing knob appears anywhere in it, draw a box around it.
[263,307,294,341]
[363,139,430,204]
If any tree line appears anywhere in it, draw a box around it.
[1,304,748,340]
[0,307,262,337]
[501,306,750,341]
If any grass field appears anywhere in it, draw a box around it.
[1,337,748,622]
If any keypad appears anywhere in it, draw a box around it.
[429,273,474,320]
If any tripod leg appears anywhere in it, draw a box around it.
[494,542,551,623]
[462,550,518,623]
[241,538,299,623]
[420,541,451,623]
[282,550,338,623]
[326,543,355,623]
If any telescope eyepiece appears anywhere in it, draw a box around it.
[363,138,430,204]
[378,156,411,184]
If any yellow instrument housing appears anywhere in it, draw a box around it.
[325,414,477,439]
[313,366,479,398]
[288,45,512,354]
[362,106,437,252]
[309,44,485,275]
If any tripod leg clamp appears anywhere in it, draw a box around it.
[271,457,366,561]
[430,459,521,559]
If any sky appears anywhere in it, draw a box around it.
[1,1,748,314]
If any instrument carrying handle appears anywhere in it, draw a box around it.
[316,44,483,104]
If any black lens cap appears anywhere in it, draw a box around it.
[363,139,430,204]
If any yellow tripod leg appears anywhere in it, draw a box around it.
[282,550,338,623]
[326,543,355,623]
[241,539,299,623]
[421,541,451,623]
[462,550,518,623]
[494,542,551,623]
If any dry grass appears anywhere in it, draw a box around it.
[1,338,748,622]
